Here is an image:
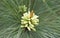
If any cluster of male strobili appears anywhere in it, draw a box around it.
[19,5,39,31]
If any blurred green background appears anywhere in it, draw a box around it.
[0,0,60,38]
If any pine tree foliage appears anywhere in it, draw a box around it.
[0,0,60,38]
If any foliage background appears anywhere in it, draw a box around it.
[0,0,60,38]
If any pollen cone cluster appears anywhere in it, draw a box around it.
[21,10,39,31]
